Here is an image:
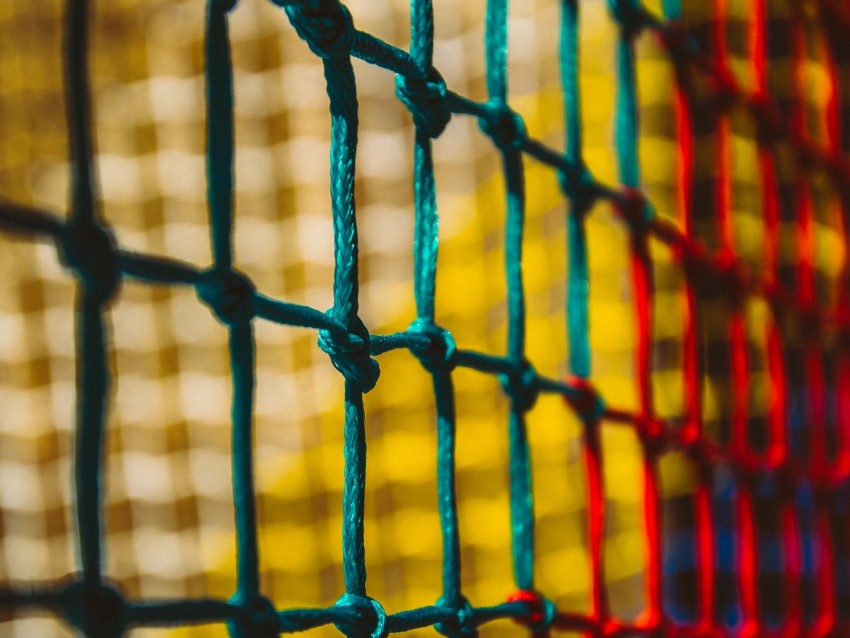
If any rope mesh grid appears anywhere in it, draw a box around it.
[1,0,850,636]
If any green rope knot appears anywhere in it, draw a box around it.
[62,579,126,638]
[558,161,598,214]
[606,0,652,39]
[506,589,557,633]
[195,268,257,326]
[333,593,387,638]
[284,1,355,59]
[318,315,380,392]
[226,594,280,638]
[499,360,539,413]
[395,67,452,138]
[478,100,526,153]
[434,595,476,638]
[58,220,121,305]
[408,319,456,373]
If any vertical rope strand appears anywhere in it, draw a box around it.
[820,10,850,625]
[485,0,535,592]
[661,0,714,628]
[323,53,369,597]
[67,0,97,227]
[230,324,260,599]
[484,0,508,102]
[205,0,261,602]
[67,0,110,583]
[408,0,463,610]
[562,0,608,627]
[434,373,461,607]
[75,292,108,582]
[206,0,235,272]
[561,0,591,379]
[610,8,662,628]
[410,0,438,321]
[342,380,367,596]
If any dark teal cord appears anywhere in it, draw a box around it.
[204,0,264,617]
[280,0,378,604]
[484,0,535,593]
[206,0,236,272]
[561,0,591,380]
[324,52,372,599]
[66,0,113,588]
[405,0,465,621]
[613,32,640,189]
[75,291,108,583]
[67,0,96,228]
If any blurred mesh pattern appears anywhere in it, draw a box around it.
[0,0,848,637]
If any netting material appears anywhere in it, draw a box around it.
[0,0,849,636]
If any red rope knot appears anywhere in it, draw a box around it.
[500,360,539,413]
[479,100,526,153]
[638,416,668,459]
[195,268,256,326]
[682,248,746,308]
[318,315,380,393]
[506,589,557,632]
[408,318,457,373]
[284,0,355,59]
[333,593,387,638]
[606,0,654,39]
[564,376,605,423]
[61,579,126,638]
[612,187,652,232]
[682,436,715,485]
[558,161,598,214]
[747,93,785,146]
[58,220,121,305]
[707,66,739,113]
[227,594,280,638]
[396,67,452,138]
[434,595,476,637]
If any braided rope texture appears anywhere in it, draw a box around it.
[1,0,850,636]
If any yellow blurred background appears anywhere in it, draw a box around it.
[0,0,844,636]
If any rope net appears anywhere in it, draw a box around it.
[0,0,849,636]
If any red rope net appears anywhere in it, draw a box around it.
[545,0,850,635]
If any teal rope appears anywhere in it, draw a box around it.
[280,1,377,601]
[204,0,264,614]
[66,0,97,228]
[75,292,108,582]
[205,0,236,272]
[66,0,115,588]
[342,383,368,597]
[484,0,535,593]
[484,0,508,101]
[228,323,260,600]
[405,0,465,620]
[324,52,371,598]
[614,34,640,189]
[561,0,591,379]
